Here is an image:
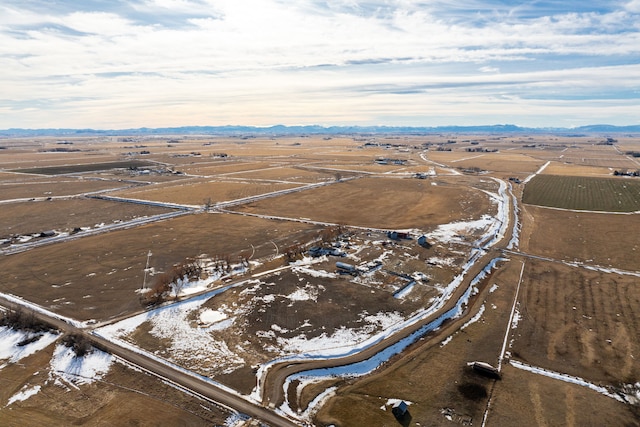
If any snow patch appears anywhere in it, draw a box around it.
[6,385,41,406]
[511,305,521,329]
[0,327,59,367]
[510,360,627,403]
[285,286,318,302]
[49,344,112,385]
[199,309,227,325]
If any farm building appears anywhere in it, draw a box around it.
[392,400,409,418]
[387,231,411,240]
[417,235,431,248]
[471,361,501,379]
[308,246,345,257]
[336,262,358,275]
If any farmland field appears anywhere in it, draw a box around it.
[232,175,494,229]
[519,204,640,270]
[9,160,156,175]
[0,177,135,200]
[1,133,639,427]
[511,260,640,385]
[111,178,304,205]
[0,198,173,239]
[523,175,640,212]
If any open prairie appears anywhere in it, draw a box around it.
[1,133,639,426]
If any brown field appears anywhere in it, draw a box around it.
[233,175,494,230]
[0,213,318,321]
[541,162,614,176]
[512,260,640,385]
[0,177,135,200]
[1,134,639,426]
[560,156,638,168]
[449,154,544,175]
[0,171,26,181]
[520,205,640,270]
[0,152,120,170]
[1,198,172,238]
[226,166,346,182]
[487,363,637,426]
[0,340,230,426]
[319,163,414,174]
[80,169,191,183]
[178,160,276,175]
[10,160,156,175]
[558,146,640,168]
[112,178,303,205]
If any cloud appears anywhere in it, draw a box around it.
[625,0,640,12]
[0,1,639,128]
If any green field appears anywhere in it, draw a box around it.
[523,175,640,212]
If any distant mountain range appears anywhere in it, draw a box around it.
[2,124,640,137]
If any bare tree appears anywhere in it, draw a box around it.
[62,333,92,357]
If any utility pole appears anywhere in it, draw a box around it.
[142,250,152,290]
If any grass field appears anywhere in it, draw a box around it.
[233,176,494,230]
[523,175,640,212]
[0,198,173,238]
[519,205,640,271]
[10,160,156,175]
[112,178,303,205]
[0,178,134,200]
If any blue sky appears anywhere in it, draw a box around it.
[1,0,639,129]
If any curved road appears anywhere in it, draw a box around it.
[260,178,516,411]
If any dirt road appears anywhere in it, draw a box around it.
[0,294,300,427]
[259,178,516,410]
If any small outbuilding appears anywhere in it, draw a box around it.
[336,262,358,275]
[417,235,431,248]
[471,361,501,379]
[392,400,409,418]
[387,231,411,241]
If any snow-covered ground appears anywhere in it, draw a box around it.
[0,326,59,369]
[268,257,507,416]
[49,344,113,387]
[6,385,41,407]
[1,325,113,407]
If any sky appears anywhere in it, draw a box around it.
[1,0,639,129]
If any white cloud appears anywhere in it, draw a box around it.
[0,1,639,128]
[625,0,640,13]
